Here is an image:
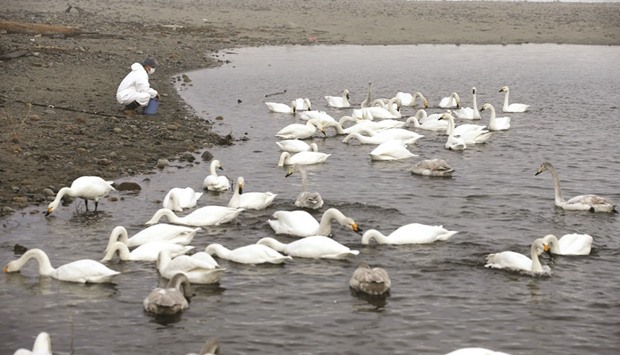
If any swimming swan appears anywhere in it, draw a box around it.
[143,273,192,315]
[257,236,359,259]
[535,161,616,212]
[410,159,455,177]
[46,176,115,216]
[479,103,510,131]
[107,224,199,249]
[203,159,230,191]
[325,89,351,108]
[453,87,481,120]
[542,233,593,256]
[146,206,243,227]
[3,248,119,283]
[157,249,225,284]
[349,261,391,296]
[294,98,312,111]
[205,243,292,265]
[13,331,53,355]
[101,241,193,262]
[276,140,318,153]
[439,114,466,150]
[285,165,324,209]
[162,187,203,211]
[440,113,492,145]
[394,91,428,108]
[265,100,297,114]
[499,86,529,113]
[299,110,337,125]
[342,128,423,145]
[228,176,276,210]
[445,348,512,355]
[361,223,458,245]
[406,109,448,132]
[277,151,331,167]
[275,118,324,140]
[485,238,551,275]
[352,97,401,119]
[268,208,360,237]
[369,139,418,161]
[439,92,461,109]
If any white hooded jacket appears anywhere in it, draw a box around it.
[116,63,158,105]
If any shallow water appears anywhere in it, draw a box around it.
[1,44,620,354]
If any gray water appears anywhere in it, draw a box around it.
[1,44,620,354]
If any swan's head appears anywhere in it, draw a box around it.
[345,219,362,234]
[472,87,477,94]
[236,177,245,193]
[535,162,552,176]
[344,89,350,99]
[499,86,509,93]
[479,103,491,112]
[45,200,59,216]
[212,159,223,171]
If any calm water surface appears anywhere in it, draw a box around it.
[1,44,620,354]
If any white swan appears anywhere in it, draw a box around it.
[361,223,458,245]
[46,176,115,215]
[13,331,52,355]
[276,140,318,153]
[203,159,230,191]
[406,109,448,132]
[268,208,360,237]
[145,206,243,227]
[294,98,312,111]
[228,176,276,210]
[369,139,418,161]
[499,86,529,113]
[185,338,220,355]
[485,238,551,275]
[278,151,331,167]
[342,128,423,145]
[205,243,292,265]
[352,98,401,119]
[265,100,296,114]
[257,236,359,259]
[453,87,481,120]
[410,159,455,177]
[439,113,466,151]
[107,224,199,248]
[439,92,461,109]
[3,248,119,283]
[535,161,616,212]
[143,273,192,315]
[337,116,408,133]
[445,348,511,355]
[162,187,203,211]
[275,118,324,139]
[542,233,593,256]
[285,165,324,209]
[101,241,193,262]
[349,261,391,296]
[299,110,337,124]
[157,249,225,284]
[325,89,351,108]
[394,91,428,108]
[360,81,372,108]
[479,103,510,131]
[441,113,492,145]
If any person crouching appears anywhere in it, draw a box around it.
[116,57,160,115]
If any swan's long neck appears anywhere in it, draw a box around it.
[106,226,129,252]
[11,249,56,276]
[146,208,177,225]
[206,244,230,258]
[229,180,242,207]
[502,89,510,109]
[257,237,286,252]
[361,81,372,108]
[361,230,388,244]
[278,152,291,167]
[48,186,73,211]
[325,121,345,135]
[102,242,132,261]
[339,115,357,127]
[299,167,309,192]
[168,274,192,298]
[156,250,172,272]
[445,115,456,136]
[472,91,479,117]
[318,208,346,235]
[342,90,350,106]
[530,243,544,273]
[487,105,496,126]
[209,161,218,176]
[547,165,565,204]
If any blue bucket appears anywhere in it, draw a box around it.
[143,98,159,115]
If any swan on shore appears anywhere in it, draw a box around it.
[257,236,359,259]
[163,187,203,211]
[205,243,292,264]
[479,103,510,131]
[369,139,418,161]
[542,233,593,255]
[286,164,324,209]
[349,261,391,296]
[228,176,276,210]
[325,89,351,108]
[146,206,243,227]
[157,250,225,284]
[46,176,115,216]
[203,159,230,191]
[4,248,119,283]
[535,161,616,212]
[268,208,360,237]
[143,273,192,315]
[453,87,481,120]
[275,118,324,140]
[485,238,551,275]
[410,159,455,177]
[361,223,458,245]
[499,85,529,112]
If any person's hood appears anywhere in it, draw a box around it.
[131,62,144,71]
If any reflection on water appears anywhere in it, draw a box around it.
[1,44,620,354]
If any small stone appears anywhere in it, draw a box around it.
[41,188,55,196]
[115,181,141,191]
[157,159,170,169]
[201,151,214,161]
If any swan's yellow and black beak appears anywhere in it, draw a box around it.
[535,167,543,176]
[45,208,53,217]
[423,99,429,109]
[543,243,551,256]
[351,223,362,234]
[3,265,9,273]
[285,170,293,178]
